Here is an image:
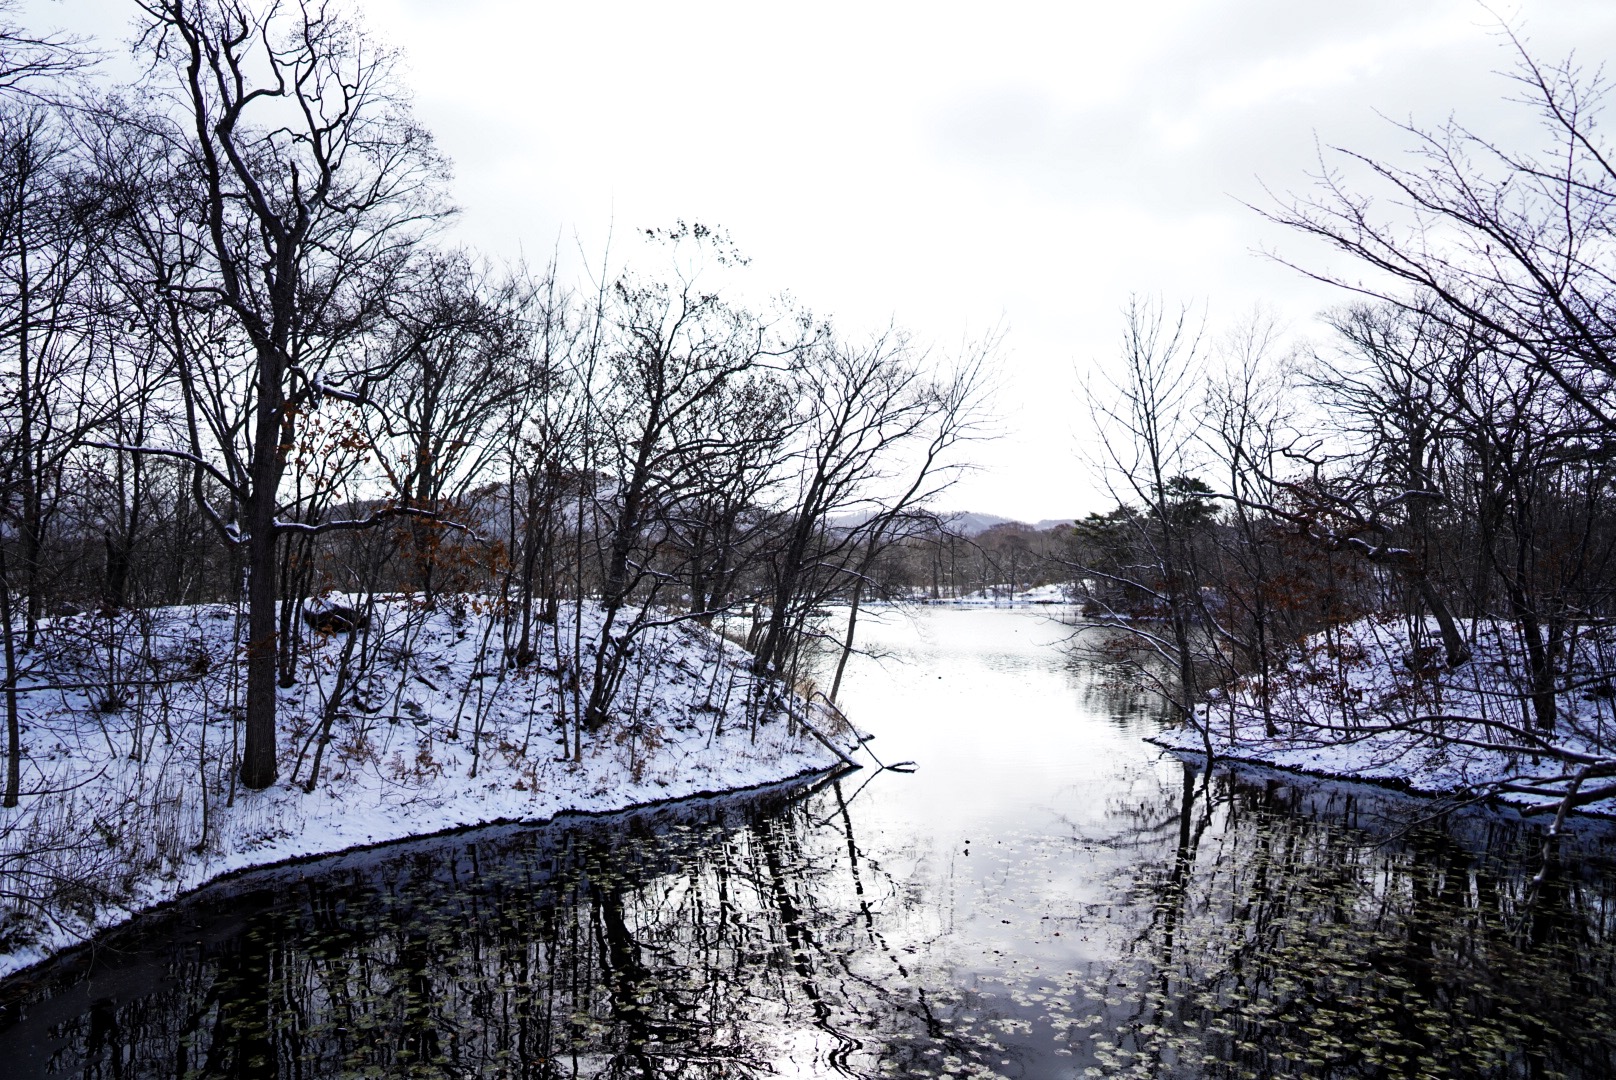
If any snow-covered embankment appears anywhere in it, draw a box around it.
[1153,614,1616,817]
[0,599,852,979]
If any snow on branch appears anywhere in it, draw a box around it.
[273,506,479,539]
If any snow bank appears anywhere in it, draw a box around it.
[0,598,851,979]
[923,583,1073,606]
[1154,614,1616,816]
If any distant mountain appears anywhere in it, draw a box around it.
[824,510,1075,536]
[940,512,1075,536]
[940,511,1014,535]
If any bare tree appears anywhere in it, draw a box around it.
[368,253,536,512]
[0,105,103,642]
[0,1,92,102]
[501,264,584,669]
[582,224,802,730]
[0,100,106,806]
[1305,302,1473,669]
[1200,314,1301,736]
[751,328,994,691]
[106,0,451,788]
[1258,32,1616,747]
[823,341,996,703]
[1259,32,1616,443]
[366,250,538,600]
[1076,296,1214,723]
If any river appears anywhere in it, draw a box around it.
[3,604,1615,1078]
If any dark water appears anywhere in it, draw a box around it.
[4,606,1616,1079]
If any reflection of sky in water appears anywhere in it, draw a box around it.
[832,605,1171,841]
[825,606,1616,1078]
[6,606,1616,1078]
[826,607,1193,1010]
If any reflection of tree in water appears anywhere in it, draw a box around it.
[25,782,1010,1079]
[1072,763,1616,1079]
[19,768,1616,1079]
[1064,627,1178,731]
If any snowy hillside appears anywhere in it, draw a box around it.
[1155,614,1616,816]
[0,599,852,978]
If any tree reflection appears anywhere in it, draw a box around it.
[8,768,1616,1079]
[12,780,1008,1079]
[1079,765,1616,1079]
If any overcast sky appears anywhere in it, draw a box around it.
[31,0,1616,521]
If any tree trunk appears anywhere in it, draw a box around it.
[584,467,647,729]
[103,532,131,611]
[1168,574,1199,715]
[828,583,863,704]
[688,522,710,620]
[241,519,280,789]
[16,209,40,647]
[2,547,20,808]
[514,495,539,668]
[1523,609,1557,732]
[276,532,310,688]
[1414,575,1471,669]
[755,516,817,677]
[240,348,285,790]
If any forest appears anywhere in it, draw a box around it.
[1056,42,1616,820]
[0,0,1003,967]
[0,0,992,795]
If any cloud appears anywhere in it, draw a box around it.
[25,0,1616,518]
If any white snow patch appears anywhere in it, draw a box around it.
[1154,614,1616,816]
[921,583,1073,606]
[0,598,850,979]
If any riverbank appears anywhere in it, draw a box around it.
[918,583,1071,606]
[0,599,851,980]
[1152,614,1616,817]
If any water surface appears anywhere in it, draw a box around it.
[4,605,1615,1078]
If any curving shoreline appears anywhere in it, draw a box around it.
[1149,615,1616,820]
[0,761,856,992]
[1147,735,1616,821]
[0,601,853,982]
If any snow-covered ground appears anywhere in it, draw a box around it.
[0,598,851,979]
[926,583,1072,606]
[1154,614,1616,816]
